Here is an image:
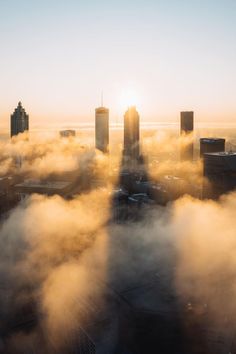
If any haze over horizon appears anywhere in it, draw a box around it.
[1,0,236,127]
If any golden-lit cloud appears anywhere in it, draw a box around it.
[0,130,236,352]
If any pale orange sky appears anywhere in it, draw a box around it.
[0,0,236,128]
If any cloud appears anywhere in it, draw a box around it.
[0,189,110,351]
[0,130,235,352]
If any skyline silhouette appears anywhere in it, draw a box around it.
[0,0,236,125]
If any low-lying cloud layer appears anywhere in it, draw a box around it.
[0,130,235,352]
[2,191,236,350]
[0,189,111,351]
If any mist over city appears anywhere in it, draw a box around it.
[1,1,236,353]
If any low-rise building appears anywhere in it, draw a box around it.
[14,180,73,198]
[60,130,76,138]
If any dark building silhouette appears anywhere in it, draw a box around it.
[180,111,194,161]
[14,180,74,199]
[203,152,236,199]
[10,101,29,137]
[124,106,140,161]
[95,106,109,153]
[200,138,225,158]
[60,129,76,138]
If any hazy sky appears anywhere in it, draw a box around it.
[0,0,236,127]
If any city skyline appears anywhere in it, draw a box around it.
[0,0,236,127]
[1,2,236,353]
[3,98,236,134]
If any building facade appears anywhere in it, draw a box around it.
[11,102,29,137]
[180,111,194,161]
[95,107,109,153]
[124,106,140,161]
[200,138,225,158]
[203,152,236,199]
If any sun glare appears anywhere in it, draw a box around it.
[120,88,139,110]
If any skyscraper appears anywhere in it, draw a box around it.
[203,152,236,199]
[180,111,194,161]
[200,138,225,158]
[124,106,140,161]
[10,102,29,137]
[95,106,109,153]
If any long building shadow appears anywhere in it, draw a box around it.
[106,145,189,354]
[107,141,232,353]
[50,136,236,354]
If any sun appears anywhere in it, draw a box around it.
[119,88,139,110]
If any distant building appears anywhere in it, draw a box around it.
[14,180,73,199]
[11,101,29,137]
[54,327,96,354]
[0,177,19,215]
[60,129,76,138]
[200,138,225,158]
[203,152,236,199]
[180,111,194,161]
[95,106,109,153]
[124,106,140,161]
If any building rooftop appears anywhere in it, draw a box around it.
[200,138,225,143]
[15,180,71,190]
[12,101,27,115]
[204,152,236,156]
[95,107,109,113]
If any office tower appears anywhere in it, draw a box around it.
[203,152,236,199]
[95,106,109,153]
[180,111,194,161]
[200,138,225,158]
[124,106,140,161]
[10,101,29,137]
